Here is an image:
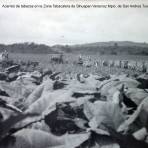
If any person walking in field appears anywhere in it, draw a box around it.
[0,50,9,62]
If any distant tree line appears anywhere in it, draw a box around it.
[0,42,148,55]
[0,42,58,54]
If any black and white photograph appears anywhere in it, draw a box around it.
[0,0,148,147]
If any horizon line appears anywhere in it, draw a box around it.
[0,40,148,46]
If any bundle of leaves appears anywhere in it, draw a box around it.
[45,102,89,135]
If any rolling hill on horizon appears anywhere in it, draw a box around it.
[0,41,148,55]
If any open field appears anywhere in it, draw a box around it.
[9,53,148,75]
[9,53,148,63]
[1,53,148,148]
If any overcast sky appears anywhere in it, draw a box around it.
[0,0,148,45]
